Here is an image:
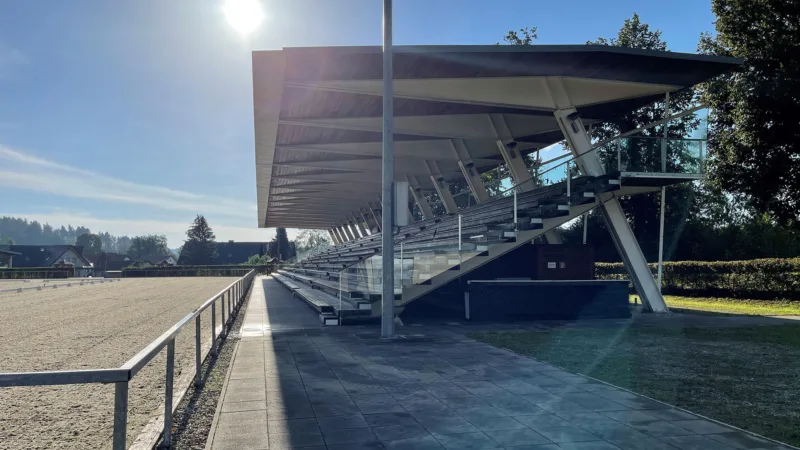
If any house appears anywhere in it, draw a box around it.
[0,249,21,268]
[211,241,270,265]
[85,252,132,272]
[136,254,178,266]
[0,245,93,276]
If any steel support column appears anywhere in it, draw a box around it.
[348,219,363,239]
[452,139,489,203]
[380,0,395,338]
[353,215,369,236]
[549,80,667,312]
[490,114,536,192]
[426,160,458,214]
[544,229,563,244]
[369,202,382,232]
[342,224,355,241]
[408,176,434,219]
[329,230,340,245]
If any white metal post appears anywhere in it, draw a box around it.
[380,0,395,338]
[194,316,201,387]
[513,189,518,232]
[211,301,217,356]
[163,339,175,447]
[657,93,670,292]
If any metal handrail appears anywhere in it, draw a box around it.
[0,269,257,450]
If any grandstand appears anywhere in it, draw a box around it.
[253,45,740,324]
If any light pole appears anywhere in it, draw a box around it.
[381,0,395,338]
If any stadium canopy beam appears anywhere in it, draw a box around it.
[368,203,383,232]
[353,215,369,236]
[426,160,458,214]
[328,229,340,245]
[490,114,537,193]
[545,76,668,312]
[253,44,741,231]
[408,175,434,219]
[452,139,489,203]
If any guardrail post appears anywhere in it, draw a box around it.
[228,289,232,322]
[194,316,202,387]
[113,381,129,450]
[221,291,227,333]
[162,339,175,448]
[211,300,217,356]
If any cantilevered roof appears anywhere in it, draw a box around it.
[253,45,740,229]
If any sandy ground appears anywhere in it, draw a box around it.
[0,277,238,450]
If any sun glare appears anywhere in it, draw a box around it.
[222,0,264,36]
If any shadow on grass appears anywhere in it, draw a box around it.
[469,322,800,447]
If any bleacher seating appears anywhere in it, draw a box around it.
[276,172,622,320]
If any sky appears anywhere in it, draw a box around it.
[0,0,718,247]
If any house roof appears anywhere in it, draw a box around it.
[0,245,92,268]
[254,44,742,228]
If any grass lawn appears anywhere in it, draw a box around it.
[631,294,800,316]
[470,324,800,446]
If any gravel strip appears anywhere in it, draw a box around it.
[0,277,237,450]
[163,286,251,450]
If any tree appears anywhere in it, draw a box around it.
[698,0,800,224]
[268,228,292,261]
[500,26,538,45]
[178,215,218,265]
[75,233,102,255]
[127,235,170,260]
[294,229,331,254]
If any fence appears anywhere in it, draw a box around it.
[121,264,272,278]
[0,269,257,450]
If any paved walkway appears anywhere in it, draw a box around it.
[207,276,792,450]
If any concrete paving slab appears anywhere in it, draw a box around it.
[206,276,796,450]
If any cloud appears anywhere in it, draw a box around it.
[0,210,288,248]
[0,43,27,78]
[0,145,256,220]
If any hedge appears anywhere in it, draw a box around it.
[121,264,273,278]
[0,267,72,279]
[596,258,800,300]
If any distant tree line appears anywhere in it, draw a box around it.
[0,216,132,253]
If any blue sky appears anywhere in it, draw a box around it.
[0,0,717,246]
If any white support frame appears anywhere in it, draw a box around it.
[329,229,340,245]
[489,114,536,193]
[408,175,434,219]
[451,139,489,203]
[368,202,383,232]
[353,215,369,236]
[546,77,668,313]
[426,160,458,214]
[342,224,355,241]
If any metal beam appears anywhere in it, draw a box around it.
[354,215,369,236]
[544,229,563,244]
[490,114,536,192]
[407,175,434,219]
[548,77,667,312]
[426,160,458,214]
[452,139,489,203]
[328,230,340,245]
[369,202,383,232]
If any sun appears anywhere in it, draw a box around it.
[222,0,264,36]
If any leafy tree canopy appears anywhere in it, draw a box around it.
[699,0,800,224]
[75,233,102,255]
[127,235,170,260]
